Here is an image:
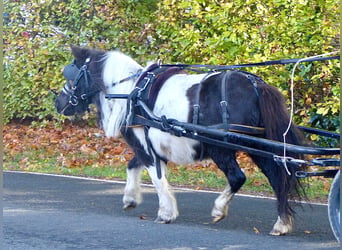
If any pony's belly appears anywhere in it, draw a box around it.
[133,127,199,165]
[149,128,199,164]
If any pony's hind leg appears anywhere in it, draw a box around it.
[209,149,246,223]
[146,162,179,223]
[270,215,293,236]
[123,156,144,210]
[251,155,295,235]
[212,183,234,223]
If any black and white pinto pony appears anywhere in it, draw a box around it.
[55,45,304,236]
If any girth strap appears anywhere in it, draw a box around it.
[143,126,166,179]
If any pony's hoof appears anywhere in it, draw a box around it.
[123,201,137,211]
[211,204,228,224]
[269,216,292,236]
[269,229,287,236]
[212,215,225,224]
[211,206,227,223]
[154,217,171,224]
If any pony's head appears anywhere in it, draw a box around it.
[56,45,144,137]
[55,45,105,116]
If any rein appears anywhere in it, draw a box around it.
[112,70,143,86]
[160,54,340,72]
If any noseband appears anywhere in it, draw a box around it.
[59,58,101,114]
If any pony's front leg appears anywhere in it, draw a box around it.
[123,157,144,210]
[147,162,179,223]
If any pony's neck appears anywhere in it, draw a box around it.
[100,51,143,137]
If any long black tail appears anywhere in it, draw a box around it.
[258,83,303,147]
[256,83,306,206]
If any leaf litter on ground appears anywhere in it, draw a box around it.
[3,121,332,203]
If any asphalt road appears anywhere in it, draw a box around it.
[3,171,340,250]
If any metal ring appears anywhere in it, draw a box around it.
[69,95,78,106]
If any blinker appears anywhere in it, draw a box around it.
[63,63,79,80]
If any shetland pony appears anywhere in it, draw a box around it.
[55,45,304,235]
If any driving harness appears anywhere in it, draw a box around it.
[122,65,265,178]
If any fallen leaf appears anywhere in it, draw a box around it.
[253,227,260,234]
[139,214,148,220]
[80,144,97,155]
[113,146,124,154]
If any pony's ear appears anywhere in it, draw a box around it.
[70,45,89,62]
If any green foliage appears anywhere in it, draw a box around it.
[4,1,72,123]
[152,0,340,142]
[4,0,340,144]
[3,0,158,124]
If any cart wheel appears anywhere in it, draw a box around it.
[328,170,340,242]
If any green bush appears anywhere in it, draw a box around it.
[4,1,73,123]
[4,0,340,144]
[3,0,158,124]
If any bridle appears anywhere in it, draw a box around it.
[60,58,99,114]
[59,56,143,115]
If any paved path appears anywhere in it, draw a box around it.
[3,171,340,249]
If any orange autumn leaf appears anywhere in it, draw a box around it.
[253,227,260,234]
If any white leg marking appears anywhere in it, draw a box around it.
[147,163,179,223]
[211,184,235,223]
[269,216,293,236]
[123,167,143,210]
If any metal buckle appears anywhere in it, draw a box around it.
[220,100,228,107]
[69,95,78,106]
